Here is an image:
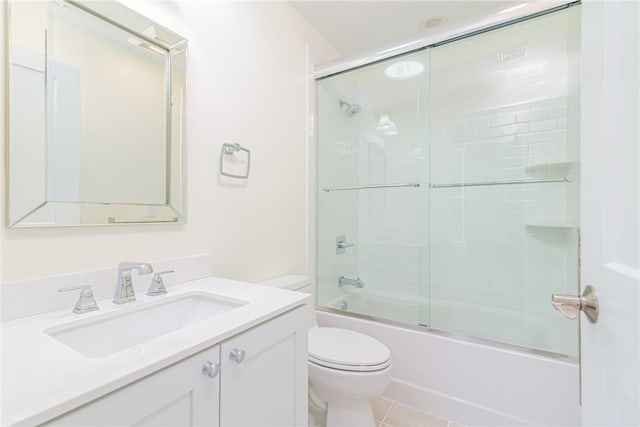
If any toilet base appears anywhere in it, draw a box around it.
[326,398,375,427]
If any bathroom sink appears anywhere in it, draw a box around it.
[45,293,247,357]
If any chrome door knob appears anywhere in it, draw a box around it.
[552,285,599,323]
[229,348,246,364]
[201,361,220,379]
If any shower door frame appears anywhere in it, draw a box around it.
[309,0,582,362]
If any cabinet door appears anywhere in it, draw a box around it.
[220,307,308,427]
[45,346,220,426]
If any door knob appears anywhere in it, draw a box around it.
[229,348,246,364]
[552,285,599,323]
[201,361,220,379]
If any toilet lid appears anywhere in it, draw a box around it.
[308,328,391,371]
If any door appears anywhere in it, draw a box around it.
[581,0,640,425]
[315,50,430,326]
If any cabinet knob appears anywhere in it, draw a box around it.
[229,348,246,364]
[201,361,220,379]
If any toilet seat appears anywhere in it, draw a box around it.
[308,327,391,372]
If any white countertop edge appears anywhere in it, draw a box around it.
[1,276,311,426]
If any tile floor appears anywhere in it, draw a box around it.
[372,396,464,427]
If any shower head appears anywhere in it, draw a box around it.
[339,99,362,118]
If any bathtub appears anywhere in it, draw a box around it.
[326,289,578,357]
[318,290,581,426]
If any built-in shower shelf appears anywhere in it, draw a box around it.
[525,223,579,230]
[524,161,579,182]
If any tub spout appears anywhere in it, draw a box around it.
[338,276,365,288]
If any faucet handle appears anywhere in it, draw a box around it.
[147,270,174,296]
[59,285,99,314]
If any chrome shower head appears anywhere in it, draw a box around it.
[339,99,362,118]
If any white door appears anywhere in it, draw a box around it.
[581,0,640,425]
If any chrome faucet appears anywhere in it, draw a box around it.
[338,275,365,288]
[114,262,153,304]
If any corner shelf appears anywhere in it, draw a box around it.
[524,161,579,182]
[525,223,579,230]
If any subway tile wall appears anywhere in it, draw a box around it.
[317,94,579,355]
[429,95,580,356]
[431,96,574,185]
[356,109,430,326]
[316,11,581,355]
[317,92,579,355]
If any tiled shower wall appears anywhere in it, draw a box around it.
[316,81,362,307]
[317,7,581,356]
[357,106,430,326]
[431,96,576,184]
[429,95,580,356]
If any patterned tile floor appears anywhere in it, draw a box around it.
[372,396,464,427]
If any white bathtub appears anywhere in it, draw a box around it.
[326,289,578,357]
[318,290,581,426]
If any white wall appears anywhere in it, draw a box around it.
[0,1,338,283]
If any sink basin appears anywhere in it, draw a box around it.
[45,292,247,357]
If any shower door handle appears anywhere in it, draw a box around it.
[551,285,599,323]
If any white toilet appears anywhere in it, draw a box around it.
[258,275,391,427]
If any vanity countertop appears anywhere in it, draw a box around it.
[1,277,311,426]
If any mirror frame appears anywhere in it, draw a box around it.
[5,0,188,227]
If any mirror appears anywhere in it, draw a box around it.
[6,0,187,227]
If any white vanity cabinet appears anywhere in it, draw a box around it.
[45,345,221,426]
[45,306,308,426]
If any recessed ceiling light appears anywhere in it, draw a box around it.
[424,16,446,28]
[384,60,425,80]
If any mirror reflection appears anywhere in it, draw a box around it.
[7,0,187,227]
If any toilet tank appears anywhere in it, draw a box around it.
[257,275,313,294]
[257,275,316,328]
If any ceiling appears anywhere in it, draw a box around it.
[289,1,536,58]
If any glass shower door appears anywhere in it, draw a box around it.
[428,7,581,356]
[316,50,430,326]
[315,6,580,358]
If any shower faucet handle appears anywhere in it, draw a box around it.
[336,235,355,254]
